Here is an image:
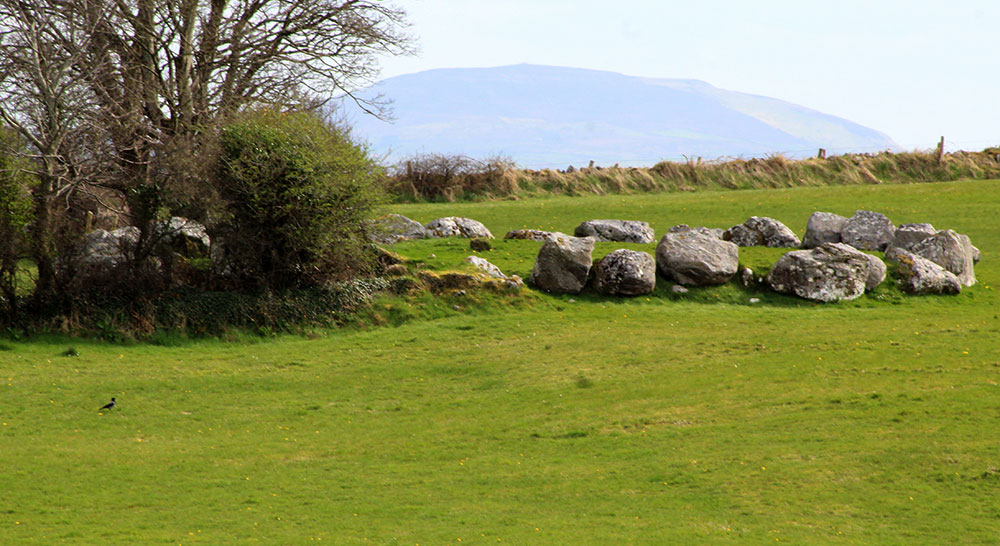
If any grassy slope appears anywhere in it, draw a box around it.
[2,180,999,544]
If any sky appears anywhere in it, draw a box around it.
[375,0,999,152]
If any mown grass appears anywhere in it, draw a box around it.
[2,179,999,544]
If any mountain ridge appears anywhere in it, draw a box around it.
[343,64,897,169]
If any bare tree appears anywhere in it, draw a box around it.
[0,0,107,298]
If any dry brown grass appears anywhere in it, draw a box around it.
[389,149,1000,202]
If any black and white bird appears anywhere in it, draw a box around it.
[99,397,116,411]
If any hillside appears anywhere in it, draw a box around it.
[344,64,898,168]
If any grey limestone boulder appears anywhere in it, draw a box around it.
[465,255,506,279]
[529,234,595,294]
[154,217,211,256]
[656,231,739,286]
[841,210,895,251]
[668,224,724,239]
[504,229,559,241]
[425,217,493,239]
[909,229,976,287]
[802,212,847,248]
[886,248,961,295]
[766,243,872,302]
[887,223,936,253]
[574,219,654,244]
[79,226,140,269]
[369,214,428,244]
[861,253,887,290]
[723,216,801,247]
[592,249,656,296]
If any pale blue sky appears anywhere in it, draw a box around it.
[377,0,998,151]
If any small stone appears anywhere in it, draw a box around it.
[470,238,492,251]
[671,284,689,294]
[749,298,761,304]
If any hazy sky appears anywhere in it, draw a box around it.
[377,0,998,152]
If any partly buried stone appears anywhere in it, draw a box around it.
[574,219,654,243]
[592,249,656,296]
[766,243,873,302]
[368,213,428,244]
[465,255,506,278]
[886,248,961,295]
[425,217,493,239]
[656,231,739,286]
[723,216,801,247]
[668,224,724,239]
[470,238,492,251]
[529,234,595,294]
[909,229,976,287]
[802,212,847,248]
[841,210,895,251]
[504,229,558,241]
[887,223,936,253]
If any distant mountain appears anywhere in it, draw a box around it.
[342,64,897,169]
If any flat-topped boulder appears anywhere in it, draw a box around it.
[909,229,976,287]
[841,210,895,251]
[592,249,656,296]
[529,234,595,294]
[802,212,847,248]
[886,248,961,295]
[425,217,493,239]
[767,243,873,302]
[574,219,654,243]
[369,214,428,244]
[656,231,739,286]
[724,216,801,247]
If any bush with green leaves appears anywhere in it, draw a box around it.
[216,110,385,290]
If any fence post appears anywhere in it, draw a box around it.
[936,136,945,164]
[817,148,826,159]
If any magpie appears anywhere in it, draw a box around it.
[99,397,116,411]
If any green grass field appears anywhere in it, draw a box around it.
[2,180,999,544]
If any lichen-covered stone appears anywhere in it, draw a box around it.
[656,231,739,286]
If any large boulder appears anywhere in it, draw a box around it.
[369,214,428,244]
[886,248,961,295]
[841,210,895,251]
[529,234,595,294]
[724,216,801,247]
[887,223,936,253]
[766,243,873,302]
[592,249,656,296]
[909,229,976,287]
[425,217,493,239]
[153,217,211,256]
[574,219,655,243]
[78,226,140,270]
[802,212,847,248]
[668,224,724,239]
[655,231,739,286]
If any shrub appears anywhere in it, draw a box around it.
[216,110,385,290]
[0,128,34,321]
